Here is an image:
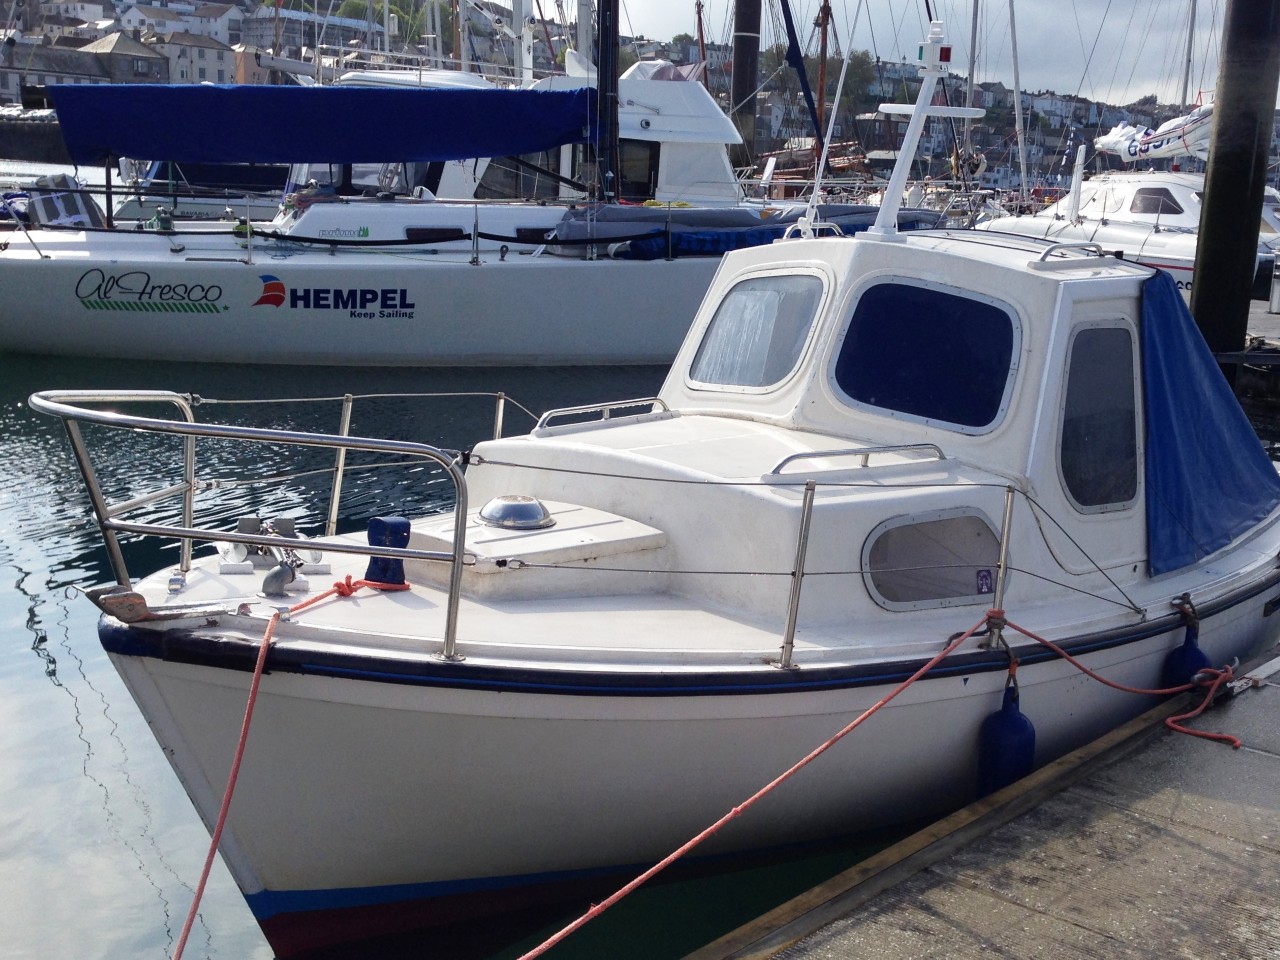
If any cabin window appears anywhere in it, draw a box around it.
[1059,324,1138,511]
[474,150,560,201]
[1130,188,1183,215]
[862,510,1000,610]
[1099,188,1124,214]
[617,140,660,201]
[833,281,1017,432]
[689,275,822,388]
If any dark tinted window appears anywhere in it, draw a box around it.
[1060,326,1137,509]
[1130,188,1183,215]
[834,283,1015,429]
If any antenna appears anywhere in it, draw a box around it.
[862,22,984,242]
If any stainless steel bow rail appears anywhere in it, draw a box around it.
[28,389,472,659]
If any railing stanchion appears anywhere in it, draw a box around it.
[985,485,1017,650]
[326,394,354,538]
[493,392,506,440]
[63,419,132,589]
[179,395,197,573]
[778,479,816,670]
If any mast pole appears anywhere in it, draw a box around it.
[815,1,830,174]
[1181,0,1197,108]
[730,0,762,168]
[597,0,620,201]
[965,0,978,151]
[1009,0,1029,204]
[696,0,709,90]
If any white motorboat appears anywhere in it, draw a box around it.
[976,166,1280,302]
[31,23,1280,958]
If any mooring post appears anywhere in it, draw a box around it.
[1189,0,1280,387]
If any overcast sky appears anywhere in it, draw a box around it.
[615,1,1237,108]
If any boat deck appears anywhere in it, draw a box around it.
[689,651,1280,959]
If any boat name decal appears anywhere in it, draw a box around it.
[75,269,224,313]
[317,226,371,239]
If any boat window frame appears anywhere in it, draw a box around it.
[829,276,1023,436]
[1056,318,1142,515]
[860,507,1003,612]
[683,267,829,395]
[1129,187,1184,216]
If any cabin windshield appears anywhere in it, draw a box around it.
[833,281,1018,433]
[688,275,822,388]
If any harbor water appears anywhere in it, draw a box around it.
[0,352,896,959]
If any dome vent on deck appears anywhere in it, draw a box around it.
[478,495,556,530]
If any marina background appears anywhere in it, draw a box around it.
[0,352,905,959]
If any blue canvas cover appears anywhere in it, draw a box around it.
[1143,270,1280,574]
[47,84,599,167]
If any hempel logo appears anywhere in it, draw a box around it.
[252,275,416,319]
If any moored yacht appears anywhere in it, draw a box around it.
[30,23,1280,957]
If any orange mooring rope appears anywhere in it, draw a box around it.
[171,575,407,960]
[1003,617,1241,748]
[514,609,997,960]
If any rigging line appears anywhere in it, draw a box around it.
[1068,0,1112,104]
[1196,0,1222,102]
[1119,2,1162,111]
[1098,0,1141,123]
[1000,565,1151,612]
[1020,492,1141,612]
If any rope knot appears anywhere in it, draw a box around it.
[1171,592,1200,627]
[985,607,1007,631]
[333,575,358,597]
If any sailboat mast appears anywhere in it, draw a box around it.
[1009,0,1029,201]
[597,0,620,200]
[730,0,762,167]
[1181,0,1197,107]
[964,0,978,151]
[695,1,709,89]
[817,0,830,154]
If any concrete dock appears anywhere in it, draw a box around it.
[688,654,1280,960]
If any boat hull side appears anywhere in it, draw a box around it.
[101,583,1280,957]
[0,251,721,365]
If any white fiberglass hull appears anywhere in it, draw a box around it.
[0,235,721,365]
[103,583,1275,957]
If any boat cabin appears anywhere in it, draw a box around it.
[1044,169,1280,238]
[419,226,1273,635]
[283,60,744,206]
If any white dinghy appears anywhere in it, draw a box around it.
[31,23,1280,959]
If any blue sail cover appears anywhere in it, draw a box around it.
[1143,270,1280,574]
[47,84,599,166]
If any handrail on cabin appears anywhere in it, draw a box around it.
[768,444,946,476]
